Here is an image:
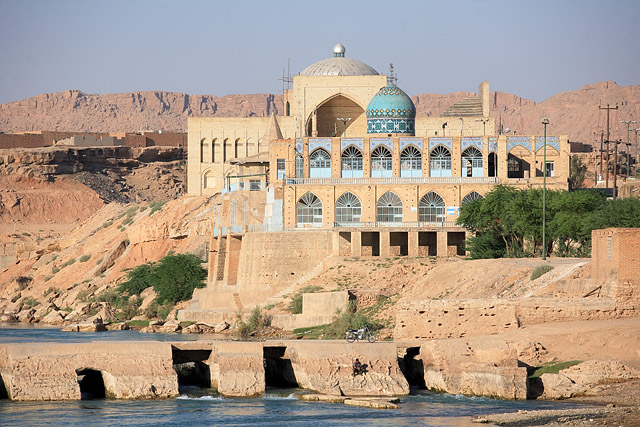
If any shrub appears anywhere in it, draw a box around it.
[22,297,40,309]
[323,301,384,339]
[527,361,582,378]
[102,221,113,229]
[22,232,30,237]
[60,258,76,269]
[76,289,92,302]
[236,306,271,338]
[144,302,173,320]
[287,285,323,314]
[43,287,61,296]
[148,201,166,216]
[15,276,32,290]
[118,262,155,296]
[79,254,91,263]
[531,265,555,280]
[44,275,54,282]
[51,267,60,274]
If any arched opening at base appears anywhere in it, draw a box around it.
[398,347,426,391]
[76,368,106,399]
[263,346,298,388]
[172,347,212,388]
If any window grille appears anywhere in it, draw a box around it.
[376,191,403,222]
[371,146,392,177]
[419,191,446,222]
[310,149,331,177]
[295,154,304,178]
[400,146,422,177]
[461,191,483,206]
[341,146,363,178]
[335,192,362,223]
[430,146,452,177]
[277,158,286,180]
[296,192,323,226]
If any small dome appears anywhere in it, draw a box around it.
[366,84,416,135]
[300,44,379,76]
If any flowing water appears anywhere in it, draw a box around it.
[0,326,585,426]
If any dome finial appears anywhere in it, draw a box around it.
[333,43,345,57]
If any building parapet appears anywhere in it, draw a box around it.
[285,177,498,185]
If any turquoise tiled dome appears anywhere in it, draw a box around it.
[366,84,416,135]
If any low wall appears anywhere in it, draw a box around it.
[0,342,178,400]
[394,297,622,341]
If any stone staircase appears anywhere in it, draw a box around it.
[266,262,325,305]
[215,237,226,281]
[441,97,483,117]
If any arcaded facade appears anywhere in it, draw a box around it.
[187,43,569,257]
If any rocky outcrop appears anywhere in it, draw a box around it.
[419,337,528,400]
[539,360,640,399]
[2,82,638,142]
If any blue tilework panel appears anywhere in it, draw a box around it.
[535,136,560,152]
[488,137,497,153]
[309,139,332,154]
[399,137,423,151]
[341,138,364,151]
[295,138,304,153]
[507,136,532,152]
[429,137,453,151]
[367,118,415,134]
[370,137,394,152]
[461,137,483,152]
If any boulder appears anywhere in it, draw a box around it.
[106,323,130,331]
[62,322,107,332]
[344,398,400,409]
[213,321,230,333]
[0,312,18,323]
[138,287,156,312]
[41,309,65,324]
[539,373,583,399]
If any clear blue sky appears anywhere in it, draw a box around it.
[0,0,638,104]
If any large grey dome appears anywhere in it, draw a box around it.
[300,44,379,76]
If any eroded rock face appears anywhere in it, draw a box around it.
[419,337,528,400]
[540,360,640,399]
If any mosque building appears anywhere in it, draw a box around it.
[186,43,569,257]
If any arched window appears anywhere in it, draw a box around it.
[310,149,332,178]
[295,154,304,178]
[461,191,483,206]
[223,138,229,162]
[508,154,523,178]
[371,146,392,178]
[488,152,497,177]
[419,191,446,223]
[430,146,452,177]
[377,191,403,223]
[335,192,361,223]
[211,138,217,163]
[341,146,363,178]
[461,147,483,177]
[234,138,241,159]
[400,146,422,177]
[296,192,323,227]
[200,138,206,163]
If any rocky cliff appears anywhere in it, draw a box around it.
[1,82,638,142]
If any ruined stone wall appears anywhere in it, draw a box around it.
[0,342,178,401]
[394,297,623,341]
[592,228,640,302]
[0,133,45,149]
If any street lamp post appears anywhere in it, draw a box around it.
[635,128,640,179]
[337,117,351,137]
[476,118,489,136]
[541,118,549,260]
[622,119,637,179]
[626,142,632,177]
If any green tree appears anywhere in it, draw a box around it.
[152,254,207,305]
[569,155,587,190]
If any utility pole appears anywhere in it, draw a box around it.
[613,139,622,198]
[635,128,640,179]
[622,119,636,178]
[542,118,549,260]
[599,130,604,181]
[600,104,618,191]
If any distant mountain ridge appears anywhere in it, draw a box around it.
[0,81,638,143]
